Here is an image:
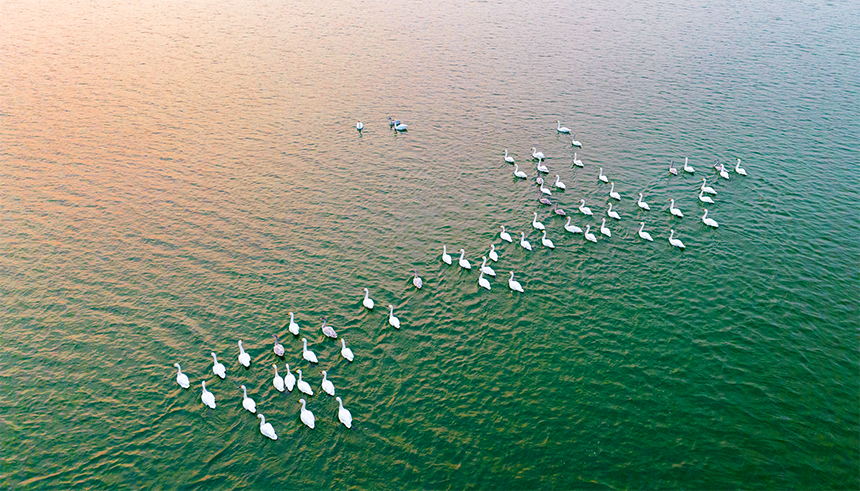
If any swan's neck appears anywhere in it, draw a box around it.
[608,203,613,211]
[703,210,708,218]
[242,387,247,396]
[364,290,369,299]
[259,415,265,424]
[459,250,465,259]
[566,217,571,224]
[639,223,644,232]
[610,183,614,192]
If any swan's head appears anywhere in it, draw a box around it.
[322,370,327,376]
[363,287,368,293]
[460,249,465,253]
[241,384,246,390]
[174,363,181,369]
[273,364,277,369]
[238,340,243,347]
[202,380,206,388]
[302,337,307,344]
[299,398,306,405]
[336,396,342,403]
[211,352,216,358]
[580,199,585,204]
[258,414,264,420]
[640,222,644,225]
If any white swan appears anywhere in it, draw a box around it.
[258,414,277,440]
[540,182,552,195]
[552,174,566,190]
[702,209,719,228]
[584,225,598,243]
[272,364,285,392]
[237,341,251,368]
[532,212,545,230]
[240,385,257,413]
[557,120,571,133]
[356,121,363,131]
[508,271,524,292]
[488,244,499,262]
[573,152,583,167]
[362,288,374,309]
[669,160,679,175]
[174,363,189,389]
[478,271,491,291]
[201,380,216,409]
[600,218,611,237]
[412,269,423,289]
[598,167,609,183]
[699,189,715,204]
[499,225,513,243]
[388,304,401,329]
[504,149,514,164]
[541,230,555,249]
[609,182,621,201]
[284,363,296,391]
[320,317,337,339]
[340,339,354,362]
[321,371,335,397]
[637,222,653,241]
[272,335,284,357]
[513,163,527,179]
[296,369,313,396]
[442,245,453,265]
[519,232,532,251]
[683,157,694,173]
[668,229,685,249]
[536,158,549,174]
[607,202,620,220]
[701,178,717,195]
[210,353,226,380]
[735,158,747,176]
[719,163,730,180]
[564,216,583,234]
[571,133,582,147]
[669,199,684,218]
[578,199,593,216]
[531,147,545,160]
[480,256,496,277]
[394,122,407,131]
[458,249,471,269]
[299,399,315,429]
[336,397,353,428]
[302,338,318,364]
[288,312,300,336]
[637,193,651,211]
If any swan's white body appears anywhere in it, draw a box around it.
[683,157,694,173]
[272,364,285,392]
[557,121,571,133]
[600,218,612,237]
[701,178,716,195]
[299,399,315,429]
[584,225,597,243]
[442,245,453,265]
[237,341,251,368]
[531,147,545,160]
[554,175,566,189]
[669,161,679,175]
[272,335,285,357]
[394,123,407,131]
[702,209,719,228]
[508,271,524,293]
[607,202,620,220]
[504,149,515,164]
[284,364,296,391]
[573,152,583,167]
[541,230,555,249]
[669,199,684,218]
[571,134,582,147]
[201,380,216,409]
[258,414,277,440]
[540,183,552,195]
[536,159,549,174]
[321,371,335,397]
[579,199,593,216]
[609,182,621,201]
[519,232,532,251]
[412,270,423,289]
[241,385,257,414]
[499,226,513,243]
[356,121,363,131]
[388,305,401,329]
[480,256,496,277]
[458,249,471,270]
[668,229,685,249]
[532,212,545,230]
[478,271,491,291]
[362,288,374,309]
[340,339,354,362]
[302,338,318,364]
[513,163,527,179]
[735,159,747,176]
[288,312,300,336]
[564,217,583,234]
[637,222,653,241]
[719,164,730,180]
[296,369,313,396]
[210,353,226,380]
[336,397,353,428]
[489,244,499,262]
[699,190,715,204]
[637,193,651,211]
[321,317,337,339]
[598,168,609,183]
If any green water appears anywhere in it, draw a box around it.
[1,0,858,489]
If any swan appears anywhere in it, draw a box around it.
[532,212,545,230]
[201,380,216,409]
[669,199,684,218]
[719,163,730,180]
[299,399,315,429]
[519,232,532,251]
[550,174,565,190]
[701,178,716,195]
[536,175,544,185]
[598,167,609,183]
[362,288,375,309]
[668,229,686,249]
[552,202,566,216]
[669,160,678,175]
[296,369,313,396]
[538,193,552,206]
[584,225,598,243]
[540,182,552,195]
[541,230,555,249]
[600,218,611,237]
[480,256,496,277]
[734,158,747,176]
[240,385,257,413]
[488,244,499,262]
[564,217,583,234]
[321,371,335,397]
[302,338,318,364]
[578,199,593,216]
[340,339,354,362]
[388,117,396,128]
[288,312,300,336]
[504,149,515,164]
[442,245,453,265]
[607,202,620,220]
[573,152,583,167]
[258,414,277,440]
[683,157,694,173]
[499,225,513,243]
[609,182,621,201]
[698,189,715,204]
[571,133,582,147]
[284,363,296,391]
[272,364,285,392]
[356,121,363,131]
[637,193,651,211]
[320,317,337,339]
[701,209,719,228]
[388,305,401,329]
[513,163,527,179]
[557,120,571,133]
[637,222,653,241]
[508,271,524,292]
[478,271,491,291]
[394,122,407,131]
[174,363,189,389]
[531,147,545,160]
[458,249,471,270]
[536,159,549,174]
[412,269,423,289]
[272,335,285,357]
[210,353,226,380]
[336,397,353,428]
[237,341,251,368]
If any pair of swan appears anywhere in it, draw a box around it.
[273,363,296,392]
[607,202,620,220]
[609,182,620,200]
[669,199,684,218]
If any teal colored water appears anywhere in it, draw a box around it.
[2,0,858,489]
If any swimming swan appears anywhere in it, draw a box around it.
[258,414,277,440]
[600,218,611,237]
[240,385,257,414]
[302,338,318,364]
[299,399,315,429]
[541,230,555,249]
[637,222,653,241]
[201,380,216,409]
[499,225,513,243]
[669,199,684,218]
[288,312,300,336]
[174,363,189,389]
[579,199,593,216]
[210,353,226,380]
[272,364,285,392]
[296,369,313,396]
[701,209,719,228]
[668,229,686,249]
[607,202,620,220]
[321,370,335,396]
[532,212,545,230]
[504,149,514,163]
[237,341,251,368]
[336,397,353,428]
[637,193,651,211]
[478,271,491,291]
[584,225,597,243]
[557,121,571,133]
[442,245,453,265]
[480,256,496,277]
[609,182,621,201]
[564,217,583,234]
[519,232,532,251]
[458,249,471,270]
[340,339,354,362]
[508,271,524,292]
[388,305,401,329]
